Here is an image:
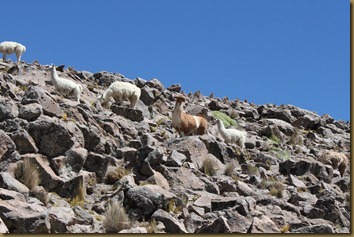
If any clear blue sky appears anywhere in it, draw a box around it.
[3,0,349,121]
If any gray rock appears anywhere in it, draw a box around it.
[0,199,50,233]
[124,186,165,219]
[0,130,16,161]
[0,187,26,201]
[28,117,81,157]
[197,216,231,233]
[151,209,188,233]
[18,103,43,121]
[293,224,334,233]
[0,97,19,122]
[9,129,38,154]
[83,152,112,180]
[0,172,29,193]
[48,206,77,233]
[184,212,205,233]
[111,104,144,122]
[21,86,62,117]
[22,154,64,190]
[166,150,187,167]
[140,85,155,106]
[0,218,9,233]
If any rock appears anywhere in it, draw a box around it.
[140,85,155,106]
[293,114,321,130]
[72,206,94,225]
[0,218,9,233]
[167,84,181,92]
[184,212,205,233]
[28,116,82,157]
[146,78,165,91]
[119,227,148,233]
[265,119,295,136]
[22,154,64,190]
[151,209,188,233]
[197,216,231,233]
[78,125,105,153]
[48,207,77,233]
[0,199,50,233]
[0,130,16,160]
[0,97,19,122]
[248,215,280,233]
[124,186,165,219]
[293,224,334,233]
[0,188,26,202]
[288,174,306,189]
[0,172,29,193]
[111,105,144,122]
[21,86,62,117]
[165,150,187,167]
[65,147,88,173]
[50,175,84,199]
[211,197,238,212]
[9,129,38,154]
[18,103,43,121]
[83,152,112,180]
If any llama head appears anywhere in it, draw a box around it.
[173,94,186,103]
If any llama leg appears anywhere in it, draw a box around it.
[2,53,6,61]
[130,95,138,109]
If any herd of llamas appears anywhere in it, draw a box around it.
[0,40,349,178]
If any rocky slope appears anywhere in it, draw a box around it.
[0,60,350,233]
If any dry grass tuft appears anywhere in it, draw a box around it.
[14,157,40,190]
[224,160,237,176]
[68,180,85,208]
[202,157,217,176]
[103,200,131,233]
[105,166,131,185]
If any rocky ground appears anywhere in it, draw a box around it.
[0,60,350,233]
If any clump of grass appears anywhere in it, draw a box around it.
[242,164,259,176]
[211,111,238,128]
[62,112,68,121]
[202,157,217,176]
[270,147,290,160]
[103,200,131,233]
[105,166,131,185]
[280,224,291,233]
[269,134,281,144]
[147,218,158,233]
[15,157,40,190]
[259,178,285,198]
[289,128,303,146]
[68,180,85,208]
[224,160,237,176]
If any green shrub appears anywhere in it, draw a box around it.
[211,111,238,128]
[270,147,290,160]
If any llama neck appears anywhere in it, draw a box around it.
[218,121,226,133]
[50,67,59,85]
[173,101,183,117]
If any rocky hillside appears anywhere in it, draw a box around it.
[0,60,350,233]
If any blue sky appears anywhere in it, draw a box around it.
[2,0,349,121]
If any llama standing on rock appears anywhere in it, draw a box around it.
[216,118,247,151]
[46,64,82,102]
[318,150,349,177]
[98,81,141,109]
[0,41,26,62]
[172,94,208,137]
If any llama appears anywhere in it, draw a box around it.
[46,64,82,102]
[171,94,208,136]
[0,41,26,62]
[98,81,141,109]
[216,118,247,150]
[318,150,349,177]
